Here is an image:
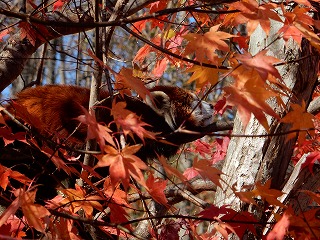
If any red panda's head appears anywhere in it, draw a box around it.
[145,86,214,130]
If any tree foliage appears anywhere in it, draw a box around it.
[0,0,320,239]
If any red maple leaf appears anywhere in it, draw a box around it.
[234,50,281,80]
[0,189,50,233]
[0,126,26,146]
[267,210,291,240]
[111,101,156,143]
[60,184,103,217]
[96,145,147,190]
[53,0,70,11]
[146,173,168,207]
[190,158,222,187]
[0,164,31,190]
[77,106,115,149]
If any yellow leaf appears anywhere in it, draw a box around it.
[186,65,227,88]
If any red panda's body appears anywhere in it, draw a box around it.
[1,85,214,202]
[6,85,214,159]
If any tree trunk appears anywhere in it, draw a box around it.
[214,14,320,215]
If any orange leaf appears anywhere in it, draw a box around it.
[158,156,186,182]
[111,101,156,143]
[97,145,147,190]
[242,180,285,207]
[267,210,291,240]
[224,77,279,130]
[281,101,315,145]
[60,184,103,217]
[235,180,285,207]
[0,164,31,190]
[104,178,129,207]
[0,193,20,228]
[10,189,50,233]
[184,25,234,63]
[114,68,151,101]
[77,106,115,149]
[234,50,281,80]
[146,173,168,207]
[223,0,282,35]
[186,64,227,88]
[192,158,222,187]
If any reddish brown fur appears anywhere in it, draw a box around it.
[9,85,106,143]
[5,85,213,158]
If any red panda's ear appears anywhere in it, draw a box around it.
[145,91,170,112]
[145,91,176,130]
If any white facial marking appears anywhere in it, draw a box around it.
[190,100,214,127]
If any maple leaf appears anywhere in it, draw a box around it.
[234,50,281,80]
[18,22,51,46]
[213,218,236,239]
[104,178,129,206]
[102,180,131,229]
[0,126,26,146]
[0,215,26,238]
[267,210,291,240]
[214,97,232,115]
[252,180,285,207]
[53,0,69,11]
[77,106,115,149]
[149,0,168,13]
[158,156,186,182]
[131,19,148,35]
[0,189,50,233]
[159,220,181,240]
[151,58,168,78]
[184,25,234,63]
[146,173,169,207]
[224,77,280,130]
[289,208,320,238]
[212,137,230,164]
[186,64,227,88]
[186,138,229,164]
[223,0,282,35]
[0,164,31,190]
[96,145,147,190]
[108,202,130,225]
[233,34,249,51]
[39,145,77,176]
[236,180,285,207]
[279,6,320,49]
[133,36,161,64]
[279,19,303,46]
[48,217,80,240]
[220,209,258,238]
[295,22,320,51]
[187,139,213,157]
[111,101,156,143]
[198,205,230,219]
[60,184,103,217]
[183,167,199,180]
[191,158,222,187]
[114,67,152,101]
[281,101,315,145]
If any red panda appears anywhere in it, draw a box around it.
[1,85,214,202]
[4,85,214,159]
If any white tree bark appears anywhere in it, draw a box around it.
[214,15,319,216]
